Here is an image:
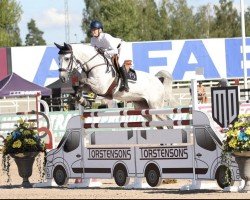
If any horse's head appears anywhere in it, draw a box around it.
[55,42,74,83]
[55,42,108,84]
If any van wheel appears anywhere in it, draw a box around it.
[145,164,162,187]
[216,165,233,189]
[113,164,130,186]
[53,165,68,186]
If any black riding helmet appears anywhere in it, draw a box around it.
[90,20,103,30]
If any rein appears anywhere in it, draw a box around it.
[59,50,112,78]
[59,49,118,98]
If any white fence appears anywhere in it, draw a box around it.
[0,96,37,114]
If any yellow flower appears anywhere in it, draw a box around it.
[17,118,24,124]
[6,135,12,141]
[245,127,250,135]
[24,138,36,146]
[12,140,22,148]
[23,130,31,135]
[88,92,95,98]
[228,139,237,149]
[23,122,29,128]
[227,129,237,137]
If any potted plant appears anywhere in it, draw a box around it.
[223,114,250,191]
[2,118,46,188]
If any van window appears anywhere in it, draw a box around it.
[64,131,80,152]
[195,128,216,151]
[57,131,69,149]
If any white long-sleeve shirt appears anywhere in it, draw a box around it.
[90,32,122,56]
[90,32,132,66]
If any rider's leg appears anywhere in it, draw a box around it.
[119,65,129,92]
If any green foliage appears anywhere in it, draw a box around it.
[223,114,250,153]
[2,118,45,155]
[246,7,250,37]
[220,114,250,186]
[0,0,22,46]
[166,0,196,39]
[2,118,46,184]
[136,0,163,41]
[81,0,248,41]
[82,0,166,41]
[194,4,212,38]
[100,0,140,41]
[25,19,46,46]
[210,0,241,38]
[158,0,171,39]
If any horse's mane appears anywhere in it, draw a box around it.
[70,43,112,67]
[70,44,97,57]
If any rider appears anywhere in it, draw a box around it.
[90,20,130,92]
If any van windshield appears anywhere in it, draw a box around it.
[57,131,69,149]
[206,126,223,146]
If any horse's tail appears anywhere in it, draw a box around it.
[155,70,175,107]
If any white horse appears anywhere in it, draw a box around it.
[55,43,174,121]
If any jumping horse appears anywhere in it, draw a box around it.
[55,42,174,122]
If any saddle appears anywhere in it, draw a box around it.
[94,54,137,100]
[111,55,137,81]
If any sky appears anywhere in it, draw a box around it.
[17,0,250,46]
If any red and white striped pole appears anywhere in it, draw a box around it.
[82,107,192,118]
[84,119,192,129]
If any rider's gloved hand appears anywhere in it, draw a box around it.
[97,47,106,55]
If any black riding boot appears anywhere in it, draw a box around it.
[119,66,129,92]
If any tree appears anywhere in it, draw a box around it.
[81,0,246,42]
[99,0,140,41]
[25,19,46,46]
[245,7,250,37]
[158,0,171,40]
[210,0,241,38]
[166,0,196,39]
[0,0,22,47]
[194,4,214,38]
[81,0,164,42]
[136,0,163,41]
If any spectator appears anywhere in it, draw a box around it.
[197,81,208,103]
[218,78,230,87]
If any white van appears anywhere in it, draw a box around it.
[45,110,240,189]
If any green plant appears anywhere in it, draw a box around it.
[221,114,250,186]
[223,114,250,153]
[1,118,46,184]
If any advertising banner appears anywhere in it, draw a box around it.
[10,37,250,87]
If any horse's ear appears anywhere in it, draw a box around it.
[64,42,72,50]
[54,42,63,49]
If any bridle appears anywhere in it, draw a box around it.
[58,47,118,99]
[58,49,112,78]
